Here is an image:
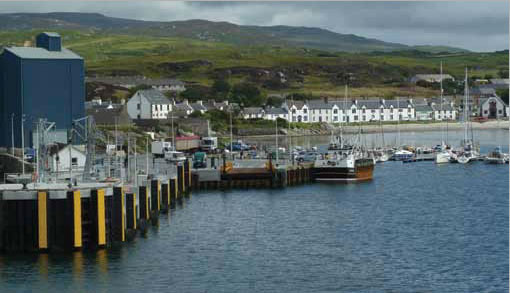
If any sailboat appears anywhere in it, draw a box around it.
[435,62,452,164]
[456,68,479,164]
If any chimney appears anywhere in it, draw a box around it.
[36,32,61,52]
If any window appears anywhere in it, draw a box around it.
[333,116,338,121]
[399,109,403,112]
[303,108,308,114]
[498,110,502,114]
[319,117,322,122]
[362,116,366,121]
[71,157,78,166]
[333,109,338,114]
[137,114,141,119]
[292,109,296,114]
[362,109,366,114]
[137,103,141,110]
[354,115,358,121]
[352,109,356,114]
[484,110,488,114]
[303,116,308,122]
[372,109,375,113]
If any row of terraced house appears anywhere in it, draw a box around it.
[243,98,458,123]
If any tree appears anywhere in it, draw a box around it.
[497,89,509,105]
[212,79,231,94]
[266,95,284,107]
[231,82,265,107]
[484,74,493,80]
[498,68,509,79]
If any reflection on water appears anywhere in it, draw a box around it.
[37,254,49,279]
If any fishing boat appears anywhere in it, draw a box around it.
[312,136,374,181]
[312,85,374,182]
[484,147,507,164]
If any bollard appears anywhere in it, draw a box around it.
[138,186,149,233]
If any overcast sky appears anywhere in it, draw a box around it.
[1,1,508,52]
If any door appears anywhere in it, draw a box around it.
[489,101,497,118]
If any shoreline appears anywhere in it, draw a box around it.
[220,120,509,139]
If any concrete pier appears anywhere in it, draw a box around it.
[0,167,191,253]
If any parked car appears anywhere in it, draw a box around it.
[296,151,318,162]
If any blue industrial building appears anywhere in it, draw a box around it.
[0,32,85,148]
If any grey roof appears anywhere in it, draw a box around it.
[307,100,334,109]
[479,96,507,107]
[415,104,434,112]
[265,107,287,115]
[243,107,264,115]
[139,89,171,104]
[174,102,193,111]
[190,103,207,111]
[42,32,61,37]
[384,99,411,108]
[286,100,306,109]
[5,47,82,60]
[471,87,496,96]
[357,99,383,109]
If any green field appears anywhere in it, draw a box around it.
[1,30,508,98]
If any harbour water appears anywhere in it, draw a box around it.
[0,130,508,292]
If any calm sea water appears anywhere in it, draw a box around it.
[0,130,508,292]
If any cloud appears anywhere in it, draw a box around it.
[0,1,507,51]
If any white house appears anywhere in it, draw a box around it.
[50,144,87,173]
[127,89,173,120]
[414,104,434,121]
[479,96,507,118]
[173,99,194,116]
[242,107,265,119]
[285,101,309,122]
[264,107,288,121]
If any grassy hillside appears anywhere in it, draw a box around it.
[1,30,507,99]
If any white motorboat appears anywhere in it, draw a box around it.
[435,151,451,164]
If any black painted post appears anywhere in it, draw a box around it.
[161,182,170,213]
[111,187,125,243]
[170,178,177,207]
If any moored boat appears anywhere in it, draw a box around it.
[484,147,507,164]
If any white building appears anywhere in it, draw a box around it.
[479,96,507,118]
[284,101,309,122]
[264,107,289,121]
[127,89,173,120]
[242,107,265,119]
[50,144,87,173]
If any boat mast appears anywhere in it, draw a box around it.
[397,96,401,147]
[440,61,444,145]
[463,67,468,144]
